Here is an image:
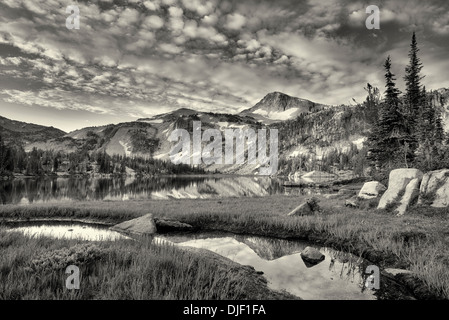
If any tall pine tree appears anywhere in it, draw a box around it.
[368,56,408,167]
[403,32,424,153]
[416,87,446,170]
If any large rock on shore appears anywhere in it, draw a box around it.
[287,198,320,216]
[110,214,157,236]
[418,169,449,208]
[358,181,386,199]
[300,246,325,267]
[377,169,423,215]
[154,218,193,232]
[288,202,313,216]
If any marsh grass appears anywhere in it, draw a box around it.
[1,194,448,299]
[0,230,282,300]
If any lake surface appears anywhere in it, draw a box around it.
[5,223,375,300]
[0,176,338,205]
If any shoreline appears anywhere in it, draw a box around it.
[1,195,445,300]
[1,172,283,180]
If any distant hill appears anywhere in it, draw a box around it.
[24,109,265,173]
[3,88,448,175]
[0,116,65,144]
[239,92,326,124]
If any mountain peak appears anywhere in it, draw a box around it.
[240,92,325,123]
[264,91,291,98]
[258,92,305,110]
[138,108,198,122]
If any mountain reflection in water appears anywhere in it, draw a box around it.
[0,176,338,204]
[158,233,376,300]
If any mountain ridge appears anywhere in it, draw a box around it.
[0,115,66,144]
[240,91,327,124]
[1,88,448,175]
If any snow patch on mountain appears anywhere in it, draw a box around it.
[119,140,132,157]
[253,108,300,121]
[140,119,164,124]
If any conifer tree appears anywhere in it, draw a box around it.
[403,32,424,152]
[368,56,408,167]
[416,88,445,170]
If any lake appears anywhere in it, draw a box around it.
[0,176,338,205]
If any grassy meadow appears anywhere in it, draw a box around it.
[1,192,449,299]
[0,229,293,300]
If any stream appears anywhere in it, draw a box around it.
[3,222,378,300]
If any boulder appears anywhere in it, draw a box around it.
[110,213,157,236]
[287,198,320,216]
[300,246,325,267]
[358,181,386,199]
[377,169,423,215]
[288,202,313,216]
[418,169,449,207]
[345,196,359,208]
[395,178,421,216]
[381,269,415,285]
[383,268,413,277]
[154,218,193,232]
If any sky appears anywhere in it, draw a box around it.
[1,0,449,132]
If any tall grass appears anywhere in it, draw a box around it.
[0,230,285,300]
[1,195,448,299]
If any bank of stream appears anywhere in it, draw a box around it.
[3,220,418,300]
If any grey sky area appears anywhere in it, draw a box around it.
[1,0,448,132]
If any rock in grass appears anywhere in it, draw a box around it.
[418,169,449,208]
[300,246,325,267]
[288,202,313,216]
[358,181,386,200]
[395,178,421,216]
[383,268,413,277]
[110,213,157,236]
[345,196,359,208]
[288,198,320,216]
[377,169,423,215]
[154,218,193,232]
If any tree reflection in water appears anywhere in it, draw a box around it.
[0,176,338,205]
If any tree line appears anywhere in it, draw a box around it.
[272,32,449,178]
[0,136,205,177]
[366,32,449,179]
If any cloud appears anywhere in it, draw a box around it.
[168,6,183,17]
[117,8,141,28]
[224,13,246,30]
[1,0,449,131]
[143,15,165,29]
[432,12,449,35]
[202,14,219,26]
[159,43,183,54]
[182,19,227,45]
[181,0,216,17]
[143,0,160,11]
